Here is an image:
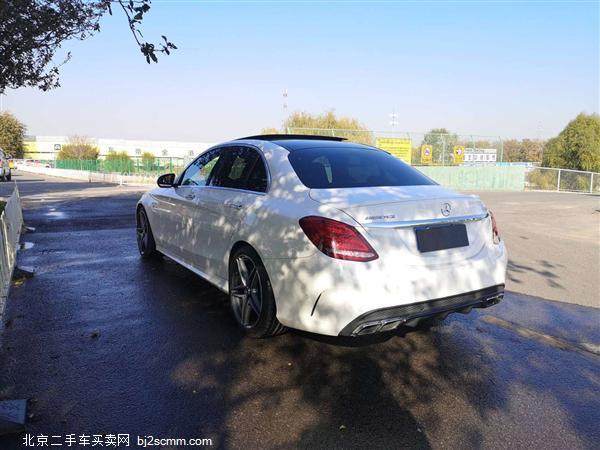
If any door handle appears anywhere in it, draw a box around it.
[185,194,195,200]
[226,202,243,210]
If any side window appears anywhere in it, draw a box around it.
[179,149,221,186]
[245,155,268,193]
[210,147,267,192]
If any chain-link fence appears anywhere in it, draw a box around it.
[24,157,190,177]
[18,150,599,194]
[525,167,598,193]
[286,127,505,166]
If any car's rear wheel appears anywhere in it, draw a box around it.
[229,246,285,338]
[6,171,11,181]
[136,207,158,258]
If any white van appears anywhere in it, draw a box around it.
[0,148,12,181]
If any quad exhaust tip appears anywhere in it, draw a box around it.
[350,292,504,337]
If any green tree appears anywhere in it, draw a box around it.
[543,113,600,172]
[57,136,99,160]
[261,127,280,134]
[0,112,26,158]
[503,139,544,162]
[421,128,458,165]
[105,150,132,173]
[105,150,131,162]
[281,110,374,145]
[141,151,155,169]
[0,1,176,93]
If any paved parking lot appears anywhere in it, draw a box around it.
[477,191,599,308]
[0,172,598,449]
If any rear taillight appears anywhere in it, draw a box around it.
[490,210,500,244]
[299,216,378,262]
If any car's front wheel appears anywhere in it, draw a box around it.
[229,246,285,338]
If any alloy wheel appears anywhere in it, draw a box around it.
[137,210,148,253]
[230,255,263,328]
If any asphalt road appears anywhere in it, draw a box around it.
[0,172,598,449]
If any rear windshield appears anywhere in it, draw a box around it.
[288,146,436,189]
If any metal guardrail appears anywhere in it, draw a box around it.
[0,185,23,315]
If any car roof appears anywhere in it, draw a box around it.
[236,134,345,142]
[234,134,381,153]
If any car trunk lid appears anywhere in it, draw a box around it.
[309,185,490,265]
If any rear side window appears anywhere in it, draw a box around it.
[288,146,435,189]
[210,146,268,193]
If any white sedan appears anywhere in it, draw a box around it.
[136,135,507,338]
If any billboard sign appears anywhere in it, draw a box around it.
[376,138,412,164]
[421,145,433,164]
[463,148,497,165]
[453,145,465,164]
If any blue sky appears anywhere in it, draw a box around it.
[4,0,599,141]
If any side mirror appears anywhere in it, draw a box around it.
[157,173,176,188]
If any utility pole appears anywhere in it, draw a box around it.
[282,89,288,133]
[389,110,398,135]
[537,121,544,163]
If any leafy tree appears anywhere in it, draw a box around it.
[261,127,280,135]
[0,112,27,158]
[543,113,600,172]
[105,150,131,162]
[0,1,176,93]
[503,139,544,162]
[57,136,99,160]
[104,150,132,173]
[141,151,155,168]
[421,128,458,165]
[521,139,546,162]
[281,110,374,145]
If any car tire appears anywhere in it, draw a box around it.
[229,245,285,338]
[136,207,159,259]
[6,172,11,181]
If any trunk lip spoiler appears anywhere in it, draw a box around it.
[363,212,489,229]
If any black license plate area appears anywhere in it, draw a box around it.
[415,223,469,253]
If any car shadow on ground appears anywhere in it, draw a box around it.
[142,257,599,448]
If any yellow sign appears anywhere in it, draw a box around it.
[453,145,465,164]
[376,138,412,164]
[23,141,40,159]
[421,145,433,164]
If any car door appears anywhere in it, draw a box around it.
[152,148,222,264]
[194,146,269,282]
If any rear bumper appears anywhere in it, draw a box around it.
[266,239,507,336]
[339,284,504,336]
